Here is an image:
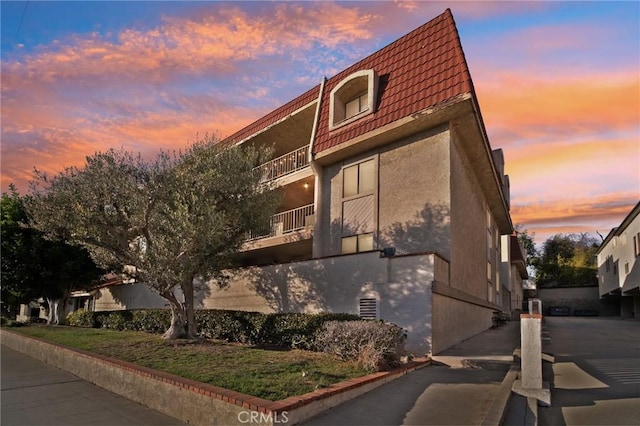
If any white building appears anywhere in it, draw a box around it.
[596,201,640,318]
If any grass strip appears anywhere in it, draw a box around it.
[10,325,371,400]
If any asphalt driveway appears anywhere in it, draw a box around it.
[539,317,640,426]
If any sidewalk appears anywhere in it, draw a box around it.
[302,320,521,426]
[1,344,184,426]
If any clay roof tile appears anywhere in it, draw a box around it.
[313,8,473,154]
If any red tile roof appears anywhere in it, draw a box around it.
[313,8,473,154]
[221,9,473,156]
[222,85,320,146]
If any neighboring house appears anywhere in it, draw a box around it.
[70,9,524,355]
[596,201,640,318]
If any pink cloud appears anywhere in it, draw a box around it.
[511,192,639,244]
[1,2,386,192]
[2,3,381,89]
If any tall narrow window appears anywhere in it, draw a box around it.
[341,158,376,254]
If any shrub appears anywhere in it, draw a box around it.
[196,310,265,343]
[96,311,134,331]
[130,310,171,333]
[257,313,360,349]
[2,319,25,327]
[66,309,95,327]
[71,308,362,352]
[314,320,407,371]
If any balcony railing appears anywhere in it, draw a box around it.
[247,204,315,241]
[255,145,310,183]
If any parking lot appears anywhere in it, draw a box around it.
[539,317,640,426]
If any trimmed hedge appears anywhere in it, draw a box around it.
[68,308,361,349]
[66,309,96,327]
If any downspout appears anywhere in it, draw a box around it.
[308,76,326,163]
[309,77,327,258]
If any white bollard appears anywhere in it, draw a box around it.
[512,313,551,406]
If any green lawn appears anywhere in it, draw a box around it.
[10,325,370,400]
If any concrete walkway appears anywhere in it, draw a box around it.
[302,320,521,426]
[1,344,184,426]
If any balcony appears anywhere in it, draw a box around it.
[256,146,310,184]
[247,204,315,241]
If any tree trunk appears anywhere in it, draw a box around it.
[46,298,62,325]
[161,291,186,340]
[182,281,197,339]
[57,297,68,325]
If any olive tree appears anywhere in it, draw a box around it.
[27,139,279,339]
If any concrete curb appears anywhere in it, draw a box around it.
[1,329,430,425]
[481,363,520,426]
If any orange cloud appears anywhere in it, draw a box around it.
[511,192,638,244]
[505,137,639,195]
[476,69,639,145]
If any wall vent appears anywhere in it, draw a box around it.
[358,298,379,320]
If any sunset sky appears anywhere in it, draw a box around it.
[1,1,638,245]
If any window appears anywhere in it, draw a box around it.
[342,233,374,254]
[625,262,629,275]
[343,159,375,197]
[634,233,640,257]
[341,158,376,254]
[329,69,378,130]
[345,93,368,119]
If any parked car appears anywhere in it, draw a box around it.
[548,306,571,316]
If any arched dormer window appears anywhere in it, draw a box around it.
[329,69,378,130]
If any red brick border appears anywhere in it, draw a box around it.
[2,329,429,416]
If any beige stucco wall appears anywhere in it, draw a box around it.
[199,252,435,355]
[431,293,493,354]
[314,125,451,258]
[425,126,504,354]
[449,128,491,300]
[94,283,167,311]
[377,127,451,257]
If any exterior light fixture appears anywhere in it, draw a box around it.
[381,247,396,257]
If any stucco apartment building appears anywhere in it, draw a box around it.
[596,202,640,318]
[73,9,527,355]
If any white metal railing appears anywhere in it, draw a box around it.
[255,146,310,183]
[247,204,315,241]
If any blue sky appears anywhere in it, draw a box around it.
[1,1,639,243]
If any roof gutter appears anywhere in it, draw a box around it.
[308,76,327,162]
